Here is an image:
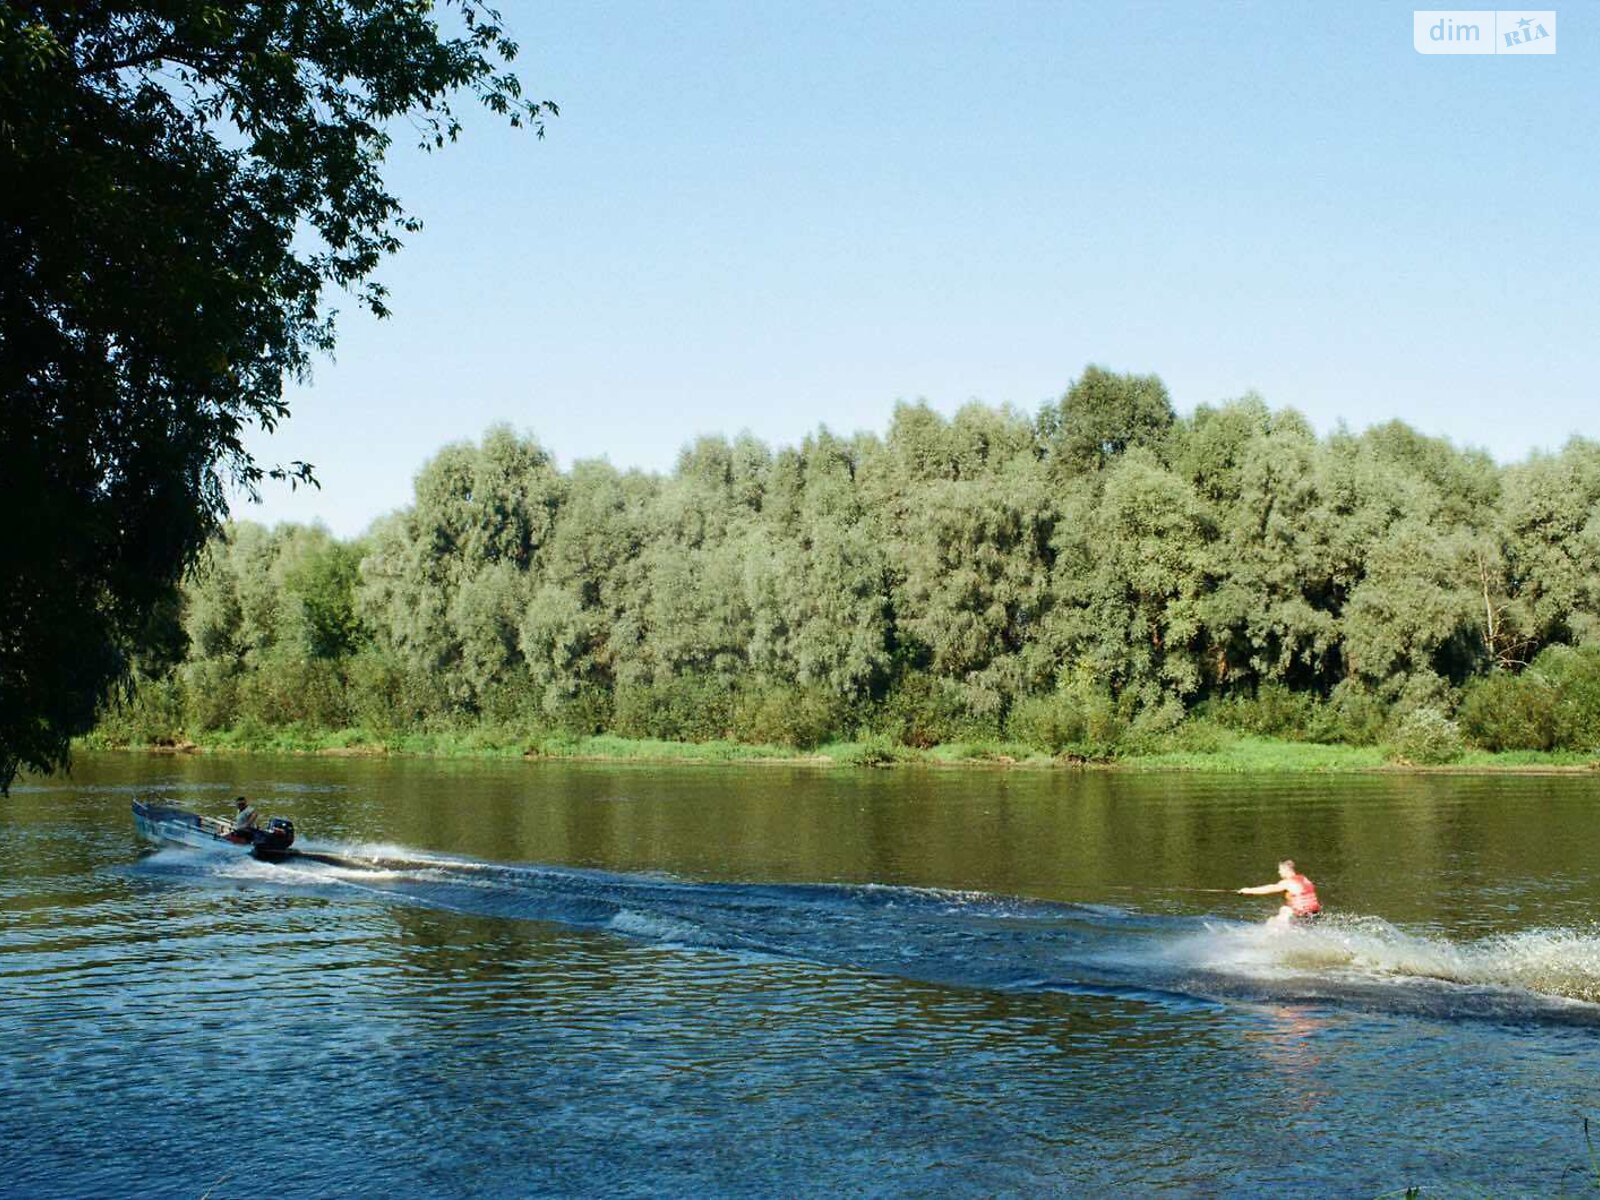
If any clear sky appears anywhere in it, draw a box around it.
[242,0,1599,537]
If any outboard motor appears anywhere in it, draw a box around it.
[251,817,296,858]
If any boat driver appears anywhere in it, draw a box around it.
[230,796,260,833]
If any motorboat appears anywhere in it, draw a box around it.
[132,799,296,860]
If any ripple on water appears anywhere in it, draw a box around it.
[6,774,1600,1198]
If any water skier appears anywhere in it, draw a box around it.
[1237,859,1321,926]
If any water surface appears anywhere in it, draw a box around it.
[3,755,1599,1197]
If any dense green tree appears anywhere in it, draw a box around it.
[632,441,761,687]
[892,466,1055,711]
[1187,404,1340,690]
[173,521,369,731]
[518,460,653,723]
[357,429,562,712]
[1049,449,1213,700]
[1496,440,1600,649]
[283,535,367,661]
[0,1,551,788]
[183,522,361,669]
[88,371,1600,763]
[745,433,889,699]
[1342,521,1481,693]
[1040,366,1175,476]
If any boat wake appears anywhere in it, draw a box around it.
[135,843,1600,1026]
[1102,916,1600,1023]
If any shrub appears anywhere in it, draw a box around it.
[235,658,350,729]
[1458,670,1558,751]
[1208,684,1320,739]
[611,675,735,742]
[541,684,614,737]
[223,713,272,749]
[1201,682,1387,747]
[1455,645,1600,754]
[1164,715,1228,754]
[1387,671,1459,721]
[1005,681,1126,756]
[97,676,186,745]
[1121,696,1187,752]
[1319,681,1388,746]
[731,685,845,750]
[837,733,907,767]
[345,649,442,732]
[875,671,1002,747]
[1386,706,1464,765]
[476,670,547,727]
[1007,693,1086,753]
[179,660,239,732]
[1535,645,1600,753]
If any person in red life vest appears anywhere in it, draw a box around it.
[1237,859,1321,926]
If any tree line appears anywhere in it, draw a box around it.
[102,369,1600,761]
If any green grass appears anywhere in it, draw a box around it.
[920,739,1057,766]
[541,733,808,763]
[1452,747,1600,769]
[77,721,1600,774]
[1126,734,1390,773]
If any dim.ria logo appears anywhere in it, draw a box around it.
[1502,14,1552,46]
[1413,10,1557,54]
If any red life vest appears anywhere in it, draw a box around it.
[1285,873,1321,916]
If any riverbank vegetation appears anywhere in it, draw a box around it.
[93,370,1600,770]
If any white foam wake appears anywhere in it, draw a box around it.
[1167,917,1600,1005]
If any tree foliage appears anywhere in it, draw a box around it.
[95,369,1600,759]
[0,2,551,787]
[1040,365,1174,474]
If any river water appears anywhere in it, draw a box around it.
[3,754,1599,1198]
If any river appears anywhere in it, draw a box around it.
[3,754,1599,1197]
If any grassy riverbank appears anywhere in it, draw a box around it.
[76,724,1600,774]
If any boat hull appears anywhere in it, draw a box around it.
[132,801,295,859]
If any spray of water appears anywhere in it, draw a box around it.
[1160,916,1600,1006]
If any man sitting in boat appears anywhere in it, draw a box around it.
[230,796,259,834]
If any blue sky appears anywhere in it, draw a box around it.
[243,1,1598,536]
